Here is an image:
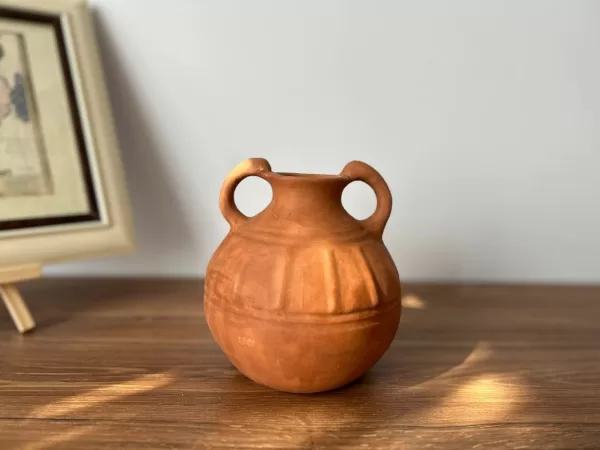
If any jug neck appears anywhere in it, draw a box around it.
[265,172,350,216]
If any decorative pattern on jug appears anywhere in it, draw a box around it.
[206,232,400,320]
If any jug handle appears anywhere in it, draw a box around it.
[341,161,392,240]
[220,158,272,229]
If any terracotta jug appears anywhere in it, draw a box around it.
[204,158,402,393]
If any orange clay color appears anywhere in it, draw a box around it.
[204,158,402,393]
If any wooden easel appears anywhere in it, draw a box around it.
[0,265,38,333]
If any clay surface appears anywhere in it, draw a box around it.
[205,158,402,393]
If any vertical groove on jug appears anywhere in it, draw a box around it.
[357,246,379,307]
[323,248,340,313]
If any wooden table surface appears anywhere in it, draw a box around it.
[1,279,600,449]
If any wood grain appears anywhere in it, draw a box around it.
[1,279,600,449]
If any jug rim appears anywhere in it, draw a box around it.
[267,171,348,181]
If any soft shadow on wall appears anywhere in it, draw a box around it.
[45,8,199,277]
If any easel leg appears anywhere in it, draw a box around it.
[1,284,36,333]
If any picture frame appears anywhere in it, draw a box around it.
[0,0,134,266]
[0,0,135,332]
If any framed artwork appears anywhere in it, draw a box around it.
[0,0,134,268]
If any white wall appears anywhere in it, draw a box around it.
[49,0,600,283]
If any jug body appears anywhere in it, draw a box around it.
[204,158,402,393]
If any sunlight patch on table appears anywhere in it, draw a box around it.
[402,294,426,310]
[29,372,175,419]
[23,425,97,450]
[407,342,525,425]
